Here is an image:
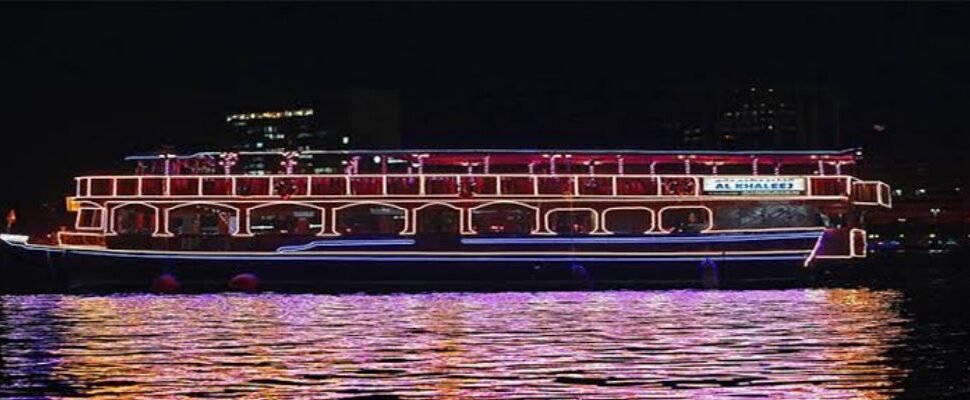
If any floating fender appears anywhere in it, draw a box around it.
[570,263,589,279]
[151,273,181,294]
[700,257,720,289]
[570,263,594,289]
[228,273,261,292]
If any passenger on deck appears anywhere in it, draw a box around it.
[672,212,702,234]
[217,212,230,235]
[294,218,311,234]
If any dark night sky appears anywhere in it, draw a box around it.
[2,3,970,212]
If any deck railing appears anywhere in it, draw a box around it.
[73,173,889,206]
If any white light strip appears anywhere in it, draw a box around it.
[102,199,833,238]
[123,147,862,161]
[462,231,822,245]
[10,239,812,257]
[803,231,826,267]
[277,239,416,252]
[13,242,811,263]
[407,202,470,235]
[0,234,29,244]
[75,174,861,201]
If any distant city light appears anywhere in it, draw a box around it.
[225,108,314,122]
[342,136,350,145]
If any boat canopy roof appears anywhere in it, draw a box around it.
[125,148,863,166]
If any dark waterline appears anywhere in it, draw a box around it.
[2,284,969,399]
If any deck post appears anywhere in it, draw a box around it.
[234,204,252,236]
[153,204,172,237]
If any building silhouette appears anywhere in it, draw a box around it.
[225,89,402,174]
[655,82,844,150]
[226,107,340,174]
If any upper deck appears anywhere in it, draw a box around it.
[72,148,891,207]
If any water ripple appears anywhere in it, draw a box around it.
[0,290,915,398]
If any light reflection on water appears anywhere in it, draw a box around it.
[1,290,910,398]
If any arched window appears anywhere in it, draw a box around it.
[112,203,157,235]
[415,203,462,234]
[471,202,537,235]
[603,207,654,234]
[546,209,597,235]
[335,203,407,236]
[168,203,237,236]
[659,206,712,233]
[249,203,323,235]
[76,208,104,230]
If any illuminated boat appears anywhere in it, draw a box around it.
[0,148,892,291]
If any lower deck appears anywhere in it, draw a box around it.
[2,227,865,292]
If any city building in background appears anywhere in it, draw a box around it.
[654,82,843,150]
[226,107,341,175]
[646,81,970,253]
[227,108,325,153]
[226,90,402,175]
[863,154,970,252]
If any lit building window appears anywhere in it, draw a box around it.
[342,136,350,145]
[256,142,264,149]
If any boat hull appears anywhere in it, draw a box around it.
[2,232,824,292]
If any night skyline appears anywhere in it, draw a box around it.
[4,6,970,396]
[2,3,970,207]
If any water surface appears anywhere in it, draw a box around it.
[0,289,963,398]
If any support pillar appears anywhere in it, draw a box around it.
[154,204,173,237]
[234,205,253,236]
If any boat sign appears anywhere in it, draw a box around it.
[702,176,805,195]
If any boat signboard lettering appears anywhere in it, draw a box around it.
[702,176,805,195]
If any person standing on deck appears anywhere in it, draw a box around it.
[135,211,146,234]
[5,209,15,233]
[217,212,230,235]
